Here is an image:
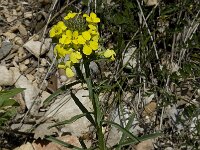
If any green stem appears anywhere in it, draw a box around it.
[83,59,106,150]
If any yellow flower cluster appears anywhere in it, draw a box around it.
[49,12,116,77]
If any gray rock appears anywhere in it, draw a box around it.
[23,37,51,58]
[45,89,93,137]
[0,40,12,60]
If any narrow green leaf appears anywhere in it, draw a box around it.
[0,98,19,108]
[102,120,140,142]
[48,113,93,128]
[117,113,135,149]
[113,132,162,149]
[70,92,96,126]
[45,136,83,150]
[43,81,80,107]
[0,88,24,107]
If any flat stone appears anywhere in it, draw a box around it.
[23,37,51,58]
[0,65,14,86]
[10,67,40,111]
[45,89,93,137]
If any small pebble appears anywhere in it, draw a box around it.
[19,63,27,72]
[24,59,30,65]
[18,47,26,59]
[40,58,47,66]
[60,75,67,82]
[37,67,45,73]
[26,74,35,82]
[14,37,23,45]
[24,11,33,19]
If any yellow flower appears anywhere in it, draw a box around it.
[77,31,91,44]
[104,49,116,61]
[57,21,67,30]
[88,24,98,35]
[59,30,72,45]
[92,34,99,42]
[83,12,100,23]
[58,62,65,69]
[83,44,92,55]
[54,44,72,57]
[58,60,72,69]
[72,31,79,44]
[89,41,98,50]
[70,51,82,63]
[49,21,67,38]
[65,60,72,67]
[65,67,74,77]
[82,40,99,55]
[64,12,77,20]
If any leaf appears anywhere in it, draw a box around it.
[0,88,25,103]
[48,113,93,128]
[113,132,162,149]
[43,81,80,108]
[102,120,140,142]
[117,113,135,150]
[70,92,96,126]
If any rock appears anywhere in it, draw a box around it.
[10,67,40,110]
[40,58,47,66]
[24,12,33,19]
[123,46,137,69]
[105,108,122,147]
[18,24,27,36]
[14,36,23,45]
[3,32,17,40]
[0,40,12,60]
[26,74,35,82]
[40,91,51,106]
[18,47,26,59]
[45,89,93,137]
[144,0,158,6]
[33,123,58,139]
[19,63,28,72]
[24,59,30,65]
[0,65,14,86]
[135,139,154,150]
[23,37,51,58]
[32,135,82,150]
[14,142,34,150]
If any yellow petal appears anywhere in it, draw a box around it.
[58,62,65,69]
[59,35,66,44]
[75,51,82,59]
[57,21,67,30]
[73,31,79,38]
[92,35,99,41]
[89,41,98,50]
[66,68,74,77]
[77,35,86,44]
[104,49,116,59]
[65,61,72,67]
[49,27,56,37]
[70,52,79,63]
[90,12,97,18]
[83,45,92,55]
[88,24,97,30]
[66,30,72,38]
[83,14,89,18]
[82,31,91,41]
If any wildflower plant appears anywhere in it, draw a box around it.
[49,11,116,149]
[50,11,116,78]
